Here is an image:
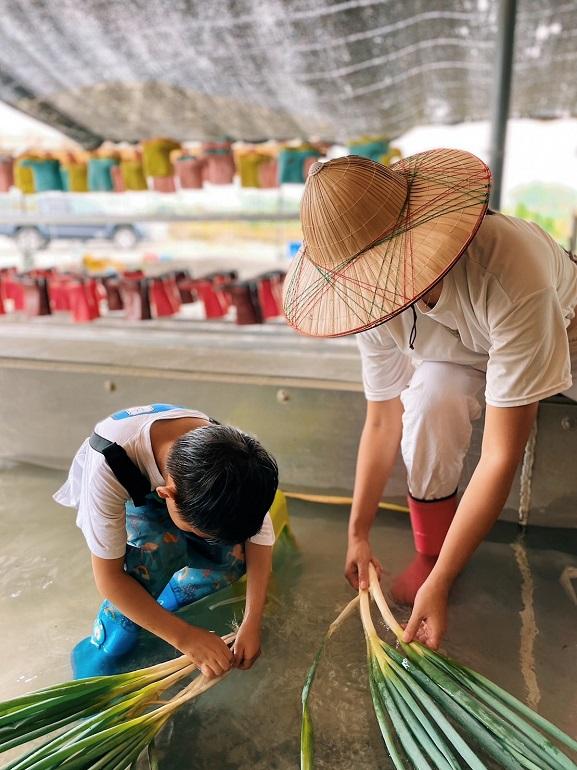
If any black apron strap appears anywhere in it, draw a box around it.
[89,432,151,507]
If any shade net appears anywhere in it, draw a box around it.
[0,0,574,148]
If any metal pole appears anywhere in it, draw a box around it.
[488,0,517,210]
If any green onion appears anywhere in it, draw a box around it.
[399,642,572,770]
[367,656,409,770]
[0,654,196,753]
[369,565,576,770]
[300,563,577,769]
[1,636,233,770]
[300,596,359,770]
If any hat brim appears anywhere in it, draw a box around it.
[282,148,490,337]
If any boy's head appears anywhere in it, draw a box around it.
[159,423,278,544]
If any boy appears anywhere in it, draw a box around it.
[283,150,577,650]
[55,403,278,679]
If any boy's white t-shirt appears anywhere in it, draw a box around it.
[54,405,275,559]
[357,213,577,407]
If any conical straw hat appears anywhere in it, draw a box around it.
[282,149,491,337]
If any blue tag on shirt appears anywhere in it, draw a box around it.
[111,404,183,420]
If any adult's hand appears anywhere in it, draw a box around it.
[402,577,449,650]
[345,537,383,591]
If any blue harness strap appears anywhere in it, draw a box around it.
[89,432,151,507]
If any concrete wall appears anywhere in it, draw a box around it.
[0,319,575,527]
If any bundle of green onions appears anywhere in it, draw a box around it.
[302,566,577,770]
[0,633,234,770]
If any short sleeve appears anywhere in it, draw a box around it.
[248,511,275,546]
[78,465,128,559]
[486,287,572,407]
[55,443,129,559]
[356,326,414,401]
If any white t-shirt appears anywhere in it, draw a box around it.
[54,404,275,559]
[357,213,577,407]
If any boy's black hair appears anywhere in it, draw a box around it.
[166,424,279,544]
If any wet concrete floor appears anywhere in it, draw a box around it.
[1,463,576,769]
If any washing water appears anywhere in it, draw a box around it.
[1,464,575,769]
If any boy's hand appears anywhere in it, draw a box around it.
[345,537,383,591]
[177,626,233,679]
[402,577,449,650]
[232,617,262,670]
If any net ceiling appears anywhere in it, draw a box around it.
[0,0,574,148]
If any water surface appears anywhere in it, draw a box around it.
[1,464,576,769]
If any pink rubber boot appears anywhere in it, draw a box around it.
[391,492,457,605]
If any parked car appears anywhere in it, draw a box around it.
[0,222,144,252]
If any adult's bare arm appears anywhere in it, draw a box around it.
[403,402,538,648]
[346,397,403,590]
